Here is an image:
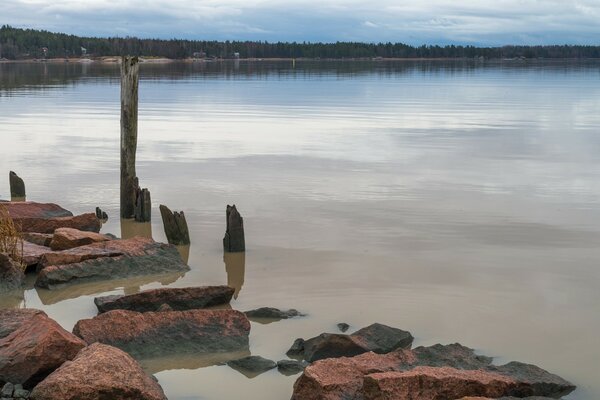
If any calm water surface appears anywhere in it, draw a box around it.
[1,60,599,399]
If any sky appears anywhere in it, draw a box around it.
[3,0,600,46]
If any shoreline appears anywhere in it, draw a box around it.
[1,56,599,64]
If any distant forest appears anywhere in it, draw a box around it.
[1,25,600,60]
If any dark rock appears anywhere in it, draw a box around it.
[72,309,251,359]
[29,343,167,400]
[293,323,413,362]
[337,323,350,333]
[1,383,13,397]
[351,323,413,354]
[9,171,25,199]
[303,333,370,362]
[277,360,308,376]
[291,343,576,400]
[227,356,277,378]
[156,304,173,312]
[0,253,24,293]
[49,228,111,251]
[244,307,304,321]
[35,237,189,289]
[223,205,245,252]
[0,309,86,389]
[159,205,190,246]
[286,338,305,358]
[94,286,235,313]
[22,233,53,247]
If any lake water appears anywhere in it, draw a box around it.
[1,60,599,399]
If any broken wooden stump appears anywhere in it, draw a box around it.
[223,205,245,252]
[9,171,26,200]
[134,187,151,222]
[159,205,190,246]
[95,207,108,222]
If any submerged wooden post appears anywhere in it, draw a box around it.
[159,204,190,245]
[9,171,26,200]
[120,56,151,222]
[223,204,245,252]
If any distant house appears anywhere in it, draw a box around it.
[233,52,240,59]
[193,51,206,59]
[81,47,87,56]
[41,47,48,58]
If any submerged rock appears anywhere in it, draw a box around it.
[337,323,350,333]
[29,343,167,400]
[291,343,576,400]
[94,286,235,313]
[35,237,189,289]
[49,228,111,250]
[244,307,305,321]
[227,356,277,378]
[72,309,251,359]
[277,360,309,376]
[0,253,24,293]
[0,309,86,389]
[291,323,413,362]
[286,338,306,358]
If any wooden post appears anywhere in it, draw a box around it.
[120,56,151,222]
[159,204,190,245]
[120,56,139,219]
[9,171,26,200]
[223,204,245,252]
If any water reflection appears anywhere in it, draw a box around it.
[141,349,251,375]
[120,218,153,239]
[224,252,245,299]
[175,245,190,264]
[35,271,185,305]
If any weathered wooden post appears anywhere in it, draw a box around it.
[159,204,190,245]
[120,56,151,222]
[9,171,26,201]
[223,204,245,252]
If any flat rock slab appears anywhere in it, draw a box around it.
[227,356,277,378]
[293,323,413,362]
[73,309,251,359]
[0,253,25,293]
[94,285,235,313]
[21,241,54,268]
[19,213,101,234]
[3,202,72,219]
[49,228,111,250]
[29,343,167,400]
[22,232,53,247]
[0,309,86,389]
[35,237,189,289]
[291,343,576,400]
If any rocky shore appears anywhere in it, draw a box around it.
[0,200,578,399]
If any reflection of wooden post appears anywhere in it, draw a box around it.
[159,204,190,245]
[223,205,245,252]
[120,56,151,222]
[224,252,245,299]
[9,171,26,200]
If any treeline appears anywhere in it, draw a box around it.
[1,25,600,60]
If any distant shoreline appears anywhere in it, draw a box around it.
[2,56,599,64]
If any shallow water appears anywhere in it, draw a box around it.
[1,60,599,399]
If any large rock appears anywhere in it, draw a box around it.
[291,343,576,400]
[0,309,86,388]
[29,343,167,400]
[4,202,72,220]
[22,232,53,247]
[35,237,189,289]
[19,213,101,234]
[0,253,24,293]
[21,241,53,268]
[94,285,235,313]
[293,323,413,362]
[72,309,251,359]
[49,228,111,250]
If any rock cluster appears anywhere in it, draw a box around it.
[1,383,30,399]
[0,253,25,293]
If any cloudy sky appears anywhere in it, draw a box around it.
[3,0,600,45]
